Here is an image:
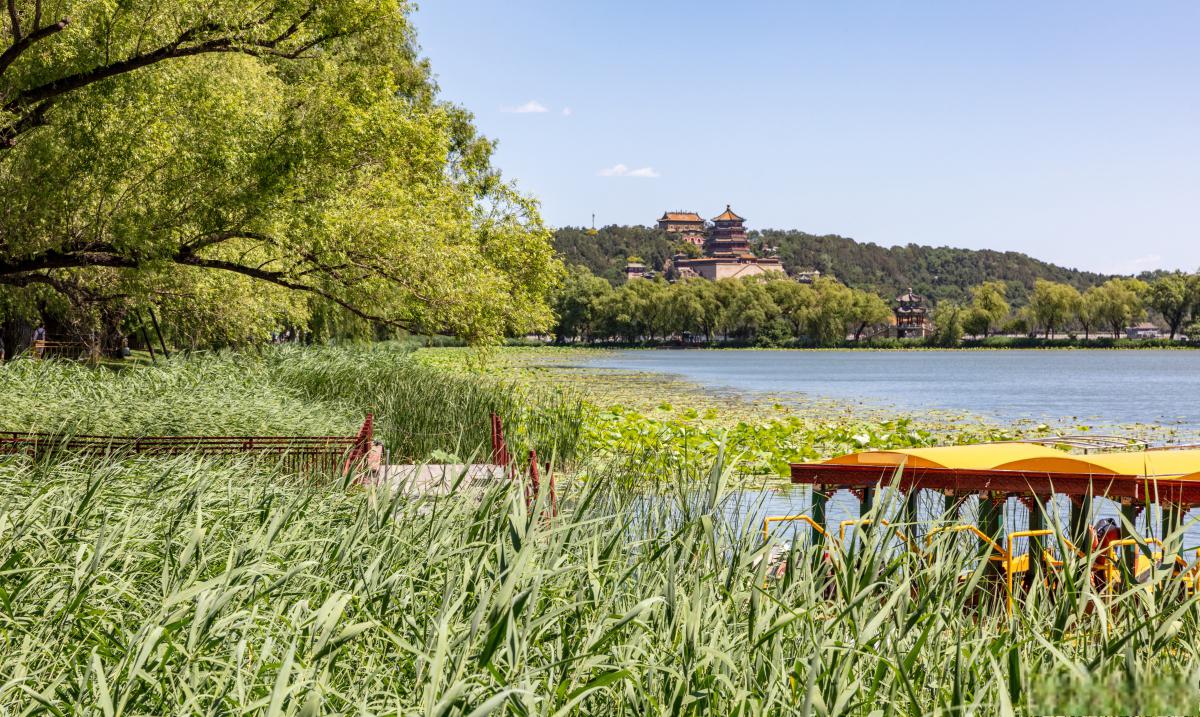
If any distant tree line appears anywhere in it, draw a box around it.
[552,268,891,346]
[930,274,1200,345]
[553,225,1113,304]
[552,266,1200,347]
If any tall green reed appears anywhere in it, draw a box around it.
[3,450,1197,714]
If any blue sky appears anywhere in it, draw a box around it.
[415,1,1199,274]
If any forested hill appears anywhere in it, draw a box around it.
[554,225,1110,305]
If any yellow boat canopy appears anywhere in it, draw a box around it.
[825,443,1067,471]
[994,450,1200,477]
[822,444,1200,477]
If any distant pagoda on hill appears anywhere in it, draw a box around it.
[893,288,931,338]
[664,205,784,281]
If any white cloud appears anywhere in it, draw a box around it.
[1104,253,1163,275]
[501,100,548,114]
[597,163,660,178]
[561,106,573,117]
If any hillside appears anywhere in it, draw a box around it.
[554,225,1110,304]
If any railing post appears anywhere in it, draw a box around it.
[861,487,876,516]
[527,449,540,510]
[811,485,827,548]
[978,491,1005,588]
[1120,498,1140,579]
[1163,502,1183,556]
[904,489,921,536]
[1025,496,1044,590]
[1069,493,1092,549]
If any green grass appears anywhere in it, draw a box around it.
[2,345,1200,714]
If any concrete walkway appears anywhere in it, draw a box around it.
[368,463,509,497]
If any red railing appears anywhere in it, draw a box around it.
[0,414,374,478]
[490,412,556,516]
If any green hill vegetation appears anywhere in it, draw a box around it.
[554,225,1109,305]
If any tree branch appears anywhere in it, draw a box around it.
[6,0,20,43]
[2,8,335,144]
[0,240,416,330]
[172,254,411,329]
[0,17,68,78]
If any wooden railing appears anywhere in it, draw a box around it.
[0,415,374,477]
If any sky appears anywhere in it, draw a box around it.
[414,1,1199,274]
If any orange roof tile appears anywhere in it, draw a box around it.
[712,205,744,222]
[660,211,704,222]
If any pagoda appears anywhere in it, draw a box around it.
[893,288,931,338]
[665,205,784,281]
[706,205,752,256]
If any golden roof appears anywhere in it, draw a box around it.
[660,211,703,222]
[712,205,744,222]
[820,444,1200,477]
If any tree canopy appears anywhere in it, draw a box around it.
[1,0,559,344]
[554,225,1112,305]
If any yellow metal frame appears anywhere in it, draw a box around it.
[1004,529,1085,612]
[760,517,1200,607]
[761,514,827,543]
[837,519,921,554]
[925,523,1005,557]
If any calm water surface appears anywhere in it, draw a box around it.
[591,349,1200,427]
[592,349,1200,546]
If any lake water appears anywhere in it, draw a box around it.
[591,349,1200,428]
[590,349,1200,549]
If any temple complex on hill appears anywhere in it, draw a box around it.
[654,205,786,281]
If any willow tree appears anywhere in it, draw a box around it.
[0,0,559,343]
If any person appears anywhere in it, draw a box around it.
[31,324,46,358]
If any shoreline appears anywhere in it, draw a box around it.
[517,341,1197,352]
[420,346,1198,451]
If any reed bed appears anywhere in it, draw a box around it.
[0,449,1198,715]
[0,344,585,465]
[263,344,586,463]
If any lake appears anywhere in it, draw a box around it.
[590,349,1200,546]
[590,349,1200,428]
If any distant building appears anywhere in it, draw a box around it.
[657,211,706,234]
[793,269,821,284]
[1125,322,1162,339]
[894,288,931,338]
[669,205,785,281]
[624,260,647,280]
